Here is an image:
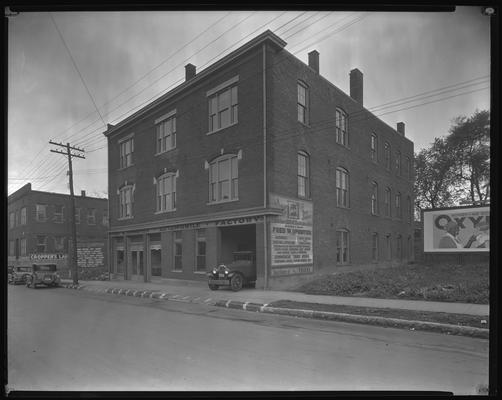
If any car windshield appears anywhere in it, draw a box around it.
[33,265,57,272]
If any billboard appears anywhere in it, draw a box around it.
[423,206,489,252]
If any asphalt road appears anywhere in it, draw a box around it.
[7,285,489,394]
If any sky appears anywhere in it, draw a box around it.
[7,7,491,197]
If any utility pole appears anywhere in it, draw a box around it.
[50,141,85,285]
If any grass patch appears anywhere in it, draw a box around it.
[268,300,489,329]
[295,263,489,304]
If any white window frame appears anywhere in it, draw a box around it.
[20,238,27,256]
[207,76,239,133]
[297,81,308,124]
[119,135,134,169]
[21,207,27,225]
[297,151,310,198]
[384,142,391,170]
[155,172,177,213]
[384,187,392,217]
[36,204,47,222]
[371,182,379,215]
[395,192,402,219]
[335,108,348,147]
[53,204,64,223]
[36,235,47,253]
[87,208,96,225]
[119,185,134,219]
[336,167,349,208]
[370,133,378,162]
[208,154,239,204]
[155,110,176,154]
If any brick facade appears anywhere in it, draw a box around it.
[104,31,415,289]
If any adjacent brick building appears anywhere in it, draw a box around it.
[104,30,415,289]
[7,183,109,276]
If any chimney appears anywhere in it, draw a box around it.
[308,50,319,74]
[397,122,405,136]
[349,68,363,105]
[185,63,196,81]
[81,190,86,197]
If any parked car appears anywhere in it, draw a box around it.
[8,266,32,285]
[25,264,61,288]
[207,251,256,291]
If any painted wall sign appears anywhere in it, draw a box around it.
[165,215,264,231]
[77,246,105,268]
[30,253,67,260]
[423,206,489,252]
[269,194,313,274]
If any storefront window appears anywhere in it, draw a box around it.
[195,229,206,272]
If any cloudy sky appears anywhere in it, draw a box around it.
[7,7,491,197]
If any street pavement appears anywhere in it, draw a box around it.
[58,277,490,338]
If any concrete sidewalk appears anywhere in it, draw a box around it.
[60,278,489,316]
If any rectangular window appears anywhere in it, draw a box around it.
[372,233,379,262]
[151,247,162,277]
[75,208,81,224]
[209,155,238,203]
[397,236,402,260]
[87,209,96,225]
[36,204,47,222]
[21,207,27,225]
[396,152,401,176]
[174,231,183,271]
[336,230,349,264]
[336,168,349,207]
[53,204,64,223]
[119,137,134,169]
[20,238,27,256]
[116,249,125,274]
[384,188,391,217]
[156,174,176,212]
[102,210,109,226]
[371,182,378,215]
[386,235,392,260]
[195,229,206,272]
[370,134,378,162]
[297,82,308,124]
[119,186,133,219]
[9,240,15,256]
[156,114,176,153]
[54,236,65,252]
[15,210,20,227]
[36,235,47,253]
[395,193,402,218]
[336,108,348,146]
[297,152,310,198]
[208,82,238,132]
[9,212,15,228]
[384,143,391,170]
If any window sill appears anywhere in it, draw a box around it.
[335,142,350,150]
[336,205,351,210]
[155,209,177,215]
[155,148,176,156]
[298,121,310,128]
[118,217,134,221]
[118,164,135,171]
[171,270,183,273]
[206,122,237,136]
[207,198,239,206]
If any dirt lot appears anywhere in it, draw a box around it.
[294,263,489,304]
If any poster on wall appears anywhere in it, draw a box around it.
[423,206,489,253]
[269,194,313,276]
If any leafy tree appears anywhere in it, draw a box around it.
[446,110,490,205]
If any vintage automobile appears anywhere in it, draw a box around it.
[25,264,61,288]
[8,266,32,285]
[207,251,256,291]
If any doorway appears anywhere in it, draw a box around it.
[131,250,144,280]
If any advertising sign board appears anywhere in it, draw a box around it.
[423,206,489,253]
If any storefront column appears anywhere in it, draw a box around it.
[255,221,266,289]
[125,235,131,280]
[144,233,149,282]
[161,231,171,277]
[206,227,218,271]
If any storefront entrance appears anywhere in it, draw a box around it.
[219,225,257,284]
[131,249,144,280]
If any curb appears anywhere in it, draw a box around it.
[60,283,488,339]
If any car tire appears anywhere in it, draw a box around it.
[230,273,243,292]
[208,284,219,291]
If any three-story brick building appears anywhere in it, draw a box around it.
[104,30,414,289]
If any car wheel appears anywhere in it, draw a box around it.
[230,273,243,292]
[208,284,219,291]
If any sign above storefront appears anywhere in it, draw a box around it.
[30,253,67,261]
[162,215,264,231]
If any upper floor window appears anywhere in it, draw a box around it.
[156,172,177,212]
[9,212,15,228]
[75,208,81,224]
[54,236,65,252]
[335,108,348,146]
[336,229,350,264]
[297,151,310,198]
[371,182,379,215]
[36,235,47,253]
[405,156,412,180]
[15,210,20,226]
[370,133,378,162]
[372,233,379,262]
[384,187,392,217]
[156,112,176,153]
[53,204,64,223]
[36,204,47,222]
[9,240,15,256]
[208,77,238,133]
[336,167,349,208]
[395,151,401,176]
[209,154,238,203]
[297,82,308,124]
[21,207,27,225]
[87,209,96,225]
[20,238,27,257]
[102,210,109,226]
[384,142,391,170]
[119,136,134,169]
[119,185,134,219]
[395,192,402,218]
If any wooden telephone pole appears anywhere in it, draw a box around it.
[49,141,85,285]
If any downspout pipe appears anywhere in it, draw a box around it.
[262,43,268,290]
